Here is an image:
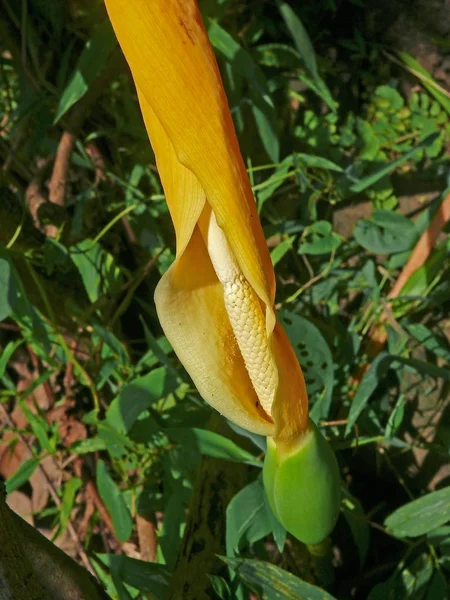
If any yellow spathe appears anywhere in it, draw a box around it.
[105,0,309,444]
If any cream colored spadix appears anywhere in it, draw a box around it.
[206,211,277,416]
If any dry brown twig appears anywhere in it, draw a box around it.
[352,190,450,388]
[48,131,76,208]
[136,513,158,562]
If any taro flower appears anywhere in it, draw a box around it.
[105,0,340,544]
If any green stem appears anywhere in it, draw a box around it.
[306,537,334,587]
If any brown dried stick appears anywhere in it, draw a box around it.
[136,514,157,562]
[353,191,450,383]
[48,131,76,207]
[388,191,450,299]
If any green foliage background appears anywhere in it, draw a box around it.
[1,0,450,598]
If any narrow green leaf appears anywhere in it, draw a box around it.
[280,311,334,421]
[257,156,293,209]
[96,459,133,542]
[406,323,450,361]
[226,479,273,555]
[60,477,82,533]
[159,489,185,570]
[349,133,439,193]
[167,428,261,466]
[341,487,370,567]
[385,486,450,537]
[0,256,15,321]
[424,571,448,600]
[209,575,232,600]
[70,239,122,303]
[345,352,390,435]
[69,437,107,454]
[20,402,52,452]
[0,339,24,378]
[298,221,341,255]
[207,19,279,161]
[54,20,117,123]
[270,236,295,267]
[394,357,450,382]
[93,322,129,365]
[98,423,132,459]
[250,101,280,163]
[397,51,450,116]
[254,43,302,69]
[221,557,338,599]
[296,153,343,172]
[5,457,39,494]
[106,367,176,433]
[96,554,170,598]
[385,395,405,439]
[207,20,273,106]
[277,2,336,111]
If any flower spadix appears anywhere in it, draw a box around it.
[105,0,340,542]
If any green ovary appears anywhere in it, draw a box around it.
[263,418,341,545]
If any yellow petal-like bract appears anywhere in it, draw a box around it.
[105,0,309,445]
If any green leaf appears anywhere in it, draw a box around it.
[257,156,294,209]
[254,43,302,69]
[209,575,232,600]
[251,101,280,163]
[226,421,267,452]
[299,221,341,255]
[400,554,433,598]
[406,323,450,361]
[375,85,404,111]
[98,423,132,459]
[346,353,449,437]
[207,20,279,161]
[60,477,82,534]
[96,554,170,598]
[20,402,52,452]
[424,571,448,600]
[96,459,133,542]
[354,210,417,255]
[385,395,405,439]
[397,51,450,116]
[279,311,334,421]
[395,357,450,382]
[226,479,285,555]
[106,367,177,434]
[158,488,185,570]
[93,322,129,365]
[0,256,15,321]
[69,437,107,454]
[54,20,117,123]
[397,246,446,301]
[368,553,434,600]
[166,428,261,466]
[385,486,450,537]
[0,339,24,379]
[270,236,295,267]
[5,457,40,494]
[349,133,439,193]
[296,153,343,172]
[341,487,369,567]
[70,239,123,303]
[345,352,390,435]
[221,557,338,599]
[277,2,336,111]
